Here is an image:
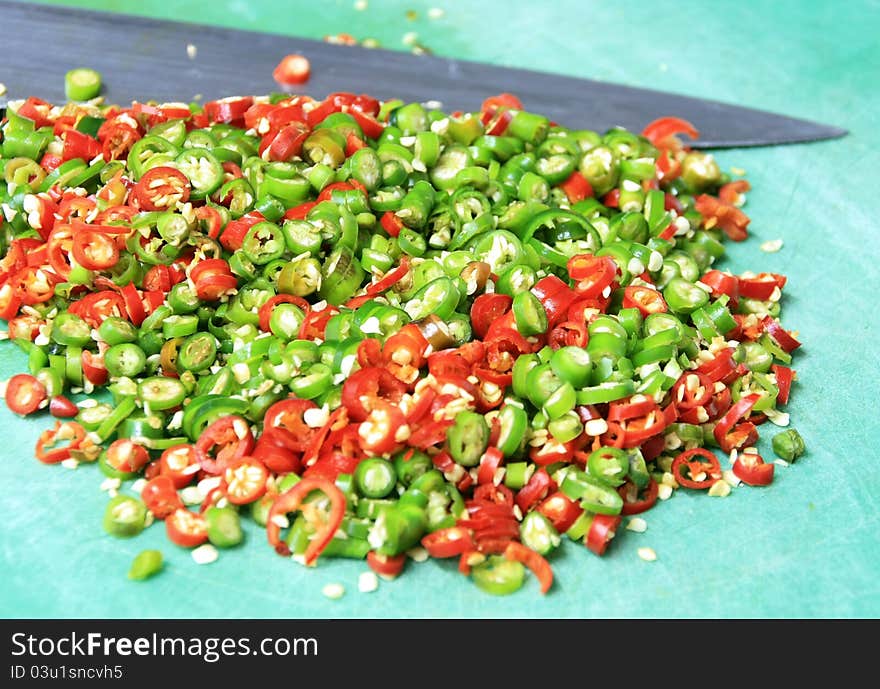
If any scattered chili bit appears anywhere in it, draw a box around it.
[65,67,102,101]
[128,549,163,580]
[324,33,359,46]
[273,54,311,86]
[637,547,657,562]
[0,85,804,596]
[772,428,806,462]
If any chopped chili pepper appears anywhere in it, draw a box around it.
[0,86,805,597]
[732,449,774,486]
[273,54,311,86]
[267,477,346,564]
[672,448,723,489]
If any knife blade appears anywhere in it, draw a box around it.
[0,1,846,148]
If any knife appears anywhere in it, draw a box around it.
[0,1,846,148]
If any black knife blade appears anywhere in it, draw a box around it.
[0,1,847,148]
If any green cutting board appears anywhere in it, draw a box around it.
[1,0,877,618]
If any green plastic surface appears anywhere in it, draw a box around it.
[1,0,878,618]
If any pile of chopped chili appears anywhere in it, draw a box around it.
[0,90,802,594]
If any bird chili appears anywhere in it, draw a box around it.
[0,84,805,596]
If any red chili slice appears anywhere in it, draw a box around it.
[120,282,146,326]
[713,393,761,454]
[81,350,108,386]
[142,265,172,292]
[603,189,620,208]
[357,401,406,455]
[515,468,555,513]
[568,254,618,298]
[772,365,795,405]
[49,395,79,418]
[481,93,523,112]
[670,373,713,411]
[58,196,96,223]
[695,347,740,385]
[252,434,302,475]
[622,285,668,316]
[133,166,190,211]
[485,328,533,373]
[159,444,201,489]
[470,293,513,340]
[262,398,319,453]
[382,325,429,385]
[5,374,47,415]
[619,408,669,448]
[529,439,575,466]
[366,552,407,578]
[223,457,269,505]
[738,272,786,300]
[261,122,311,162]
[284,201,318,221]
[106,439,150,473]
[585,514,622,556]
[142,476,184,519]
[245,100,307,132]
[694,194,750,241]
[166,508,209,547]
[61,129,101,163]
[537,491,583,533]
[531,275,569,301]
[607,395,659,423]
[364,257,411,298]
[559,171,593,203]
[476,447,505,486]
[618,479,659,515]
[303,448,361,481]
[195,415,255,475]
[204,96,254,126]
[273,54,311,86]
[18,97,54,128]
[702,269,740,305]
[547,320,589,349]
[195,206,224,239]
[762,316,801,352]
[408,418,453,450]
[703,385,733,422]
[267,478,346,564]
[504,542,553,594]
[732,450,775,486]
[642,116,699,148]
[539,288,579,328]
[35,421,88,464]
[422,527,476,559]
[191,259,238,301]
[341,366,407,422]
[483,108,513,135]
[298,306,339,340]
[671,448,723,489]
[11,265,59,305]
[219,211,265,251]
[100,122,140,162]
[356,337,383,369]
[380,211,404,238]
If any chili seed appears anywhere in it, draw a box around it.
[191,544,219,565]
[321,583,345,600]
